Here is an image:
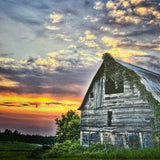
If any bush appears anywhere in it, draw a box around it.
[43,140,160,159]
[85,142,105,152]
[43,140,72,158]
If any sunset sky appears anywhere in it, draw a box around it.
[0,0,160,136]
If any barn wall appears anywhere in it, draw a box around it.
[80,75,154,148]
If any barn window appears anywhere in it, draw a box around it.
[107,111,112,127]
[105,77,123,94]
[90,92,94,98]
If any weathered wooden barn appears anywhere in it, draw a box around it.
[78,53,160,149]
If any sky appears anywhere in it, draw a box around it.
[0,0,160,136]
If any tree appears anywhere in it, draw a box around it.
[55,110,80,143]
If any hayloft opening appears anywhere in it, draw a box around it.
[105,77,124,94]
[107,111,112,127]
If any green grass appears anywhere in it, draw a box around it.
[0,141,159,160]
[0,141,41,160]
[45,159,156,160]
[0,151,158,160]
[0,151,36,160]
[0,141,42,160]
[0,141,41,151]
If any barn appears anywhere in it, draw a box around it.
[78,53,160,149]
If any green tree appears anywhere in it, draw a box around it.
[55,110,80,143]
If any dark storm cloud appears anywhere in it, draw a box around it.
[131,55,160,74]
[0,59,97,96]
[0,53,14,57]
[115,28,160,37]
[27,57,38,65]
[118,40,160,50]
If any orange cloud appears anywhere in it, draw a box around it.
[134,7,153,16]
[0,75,19,87]
[102,36,120,47]
[85,30,97,40]
[131,0,144,5]
[96,48,147,63]
[106,1,115,9]
[108,9,126,17]
[122,0,130,8]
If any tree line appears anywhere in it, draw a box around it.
[0,129,56,145]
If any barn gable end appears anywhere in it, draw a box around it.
[79,53,160,148]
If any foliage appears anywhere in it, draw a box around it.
[103,52,160,144]
[43,140,160,159]
[1,140,160,160]
[43,141,104,158]
[55,110,80,143]
[0,129,56,145]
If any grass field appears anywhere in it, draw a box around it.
[0,141,159,160]
[0,141,41,151]
[0,151,158,160]
[0,152,157,160]
[0,141,41,160]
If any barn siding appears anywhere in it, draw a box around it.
[80,75,154,148]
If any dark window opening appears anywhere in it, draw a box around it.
[105,77,123,94]
[107,111,112,127]
[90,92,94,98]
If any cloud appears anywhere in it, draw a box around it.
[79,30,99,49]
[106,1,115,9]
[100,26,111,32]
[121,0,130,8]
[134,7,152,16]
[83,15,99,22]
[47,52,59,58]
[130,55,160,74]
[0,57,14,63]
[0,53,14,57]
[49,12,64,24]
[94,1,104,10]
[102,36,120,47]
[26,57,37,65]
[96,47,147,63]
[45,25,60,31]
[79,36,99,48]
[85,30,97,40]
[0,49,100,98]
[56,34,72,41]
[105,0,160,26]
[0,75,19,87]
[131,0,144,5]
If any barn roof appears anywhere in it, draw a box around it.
[118,60,160,103]
[78,57,160,110]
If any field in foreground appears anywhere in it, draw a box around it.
[0,141,41,151]
[0,151,157,160]
[0,141,40,160]
[0,141,159,160]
